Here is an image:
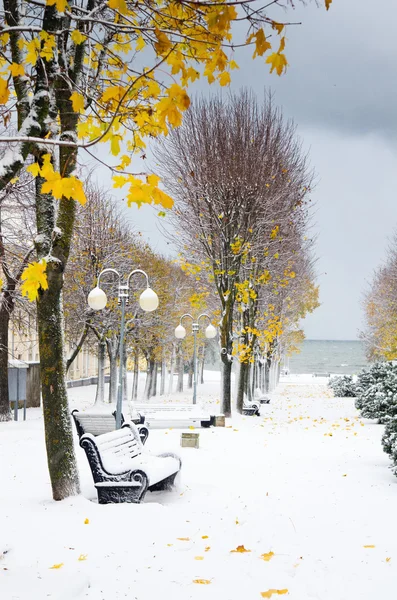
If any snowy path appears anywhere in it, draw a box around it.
[1,380,397,599]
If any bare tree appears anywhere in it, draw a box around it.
[155,90,314,415]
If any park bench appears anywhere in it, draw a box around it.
[80,423,181,504]
[313,373,331,378]
[131,403,214,429]
[242,400,261,416]
[71,409,149,445]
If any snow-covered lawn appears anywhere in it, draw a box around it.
[2,375,397,599]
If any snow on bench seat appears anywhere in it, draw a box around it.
[80,423,181,504]
[131,403,213,429]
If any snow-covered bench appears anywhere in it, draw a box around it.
[72,409,149,445]
[80,423,181,504]
[131,403,214,429]
[242,400,261,416]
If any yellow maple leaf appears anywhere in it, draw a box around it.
[112,175,128,188]
[193,579,211,585]
[110,134,122,156]
[9,63,25,77]
[260,551,275,562]
[136,36,145,51]
[230,545,251,553]
[26,39,40,65]
[70,91,85,113]
[27,163,41,177]
[219,71,231,87]
[108,0,128,15]
[260,590,288,598]
[46,0,68,11]
[0,78,10,104]
[272,22,285,35]
[266,52,288,76]
[71,30,87,45]
[325,0,333,10]
[49,563,64,569]
[21,260,48,302]
[102,85,125,103]
[84,518,89,524]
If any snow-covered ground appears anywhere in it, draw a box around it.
[1,373,397,599]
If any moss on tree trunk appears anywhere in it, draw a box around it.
[37,270,80,500]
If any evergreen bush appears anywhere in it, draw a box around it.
[355,362,397,423]
[328,375,357,397]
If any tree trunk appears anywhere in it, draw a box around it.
[160,357,166,396]
[94,341,106,404]
[200,355,205,385]
[149,360,157,397]
[108,348,118,404]
[132,349,139,401]
[168,344,176,395]
[188,359,193,389]
[122,344,127,403]
[143,358,152,401]
[221,359,232,418]
[247,363,253,403]
[0,308,11,421]
[236,360,248,414]
[265,354,271,393]
[37,286,80,500]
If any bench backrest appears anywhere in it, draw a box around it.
[132,403,204,414]
[72,410,126,437]
[92,425,142,474]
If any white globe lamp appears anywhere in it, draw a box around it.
[175,324,186,339]
[205,324,217,339]
[87,286,107,311]
[139,287,159,312]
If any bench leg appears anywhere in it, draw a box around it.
[96,485,147,504]
[149,472,178,492]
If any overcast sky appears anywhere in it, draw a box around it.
[96,0,397,341]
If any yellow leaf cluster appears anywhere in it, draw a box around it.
[27,155,86,205]
[112,173,173,210]
[46,0,68,12]
[21,260,49,302]
[0,78,10,104]
[260,590,288,598]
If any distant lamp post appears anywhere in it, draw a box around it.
[88,268,158,428]
[174,313,217,404]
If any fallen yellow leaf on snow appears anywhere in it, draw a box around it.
[193,579,211,584]
[195,556,204,560]
[260,589,288,598]
[363,545,375,549]
[84,518,89,524]
[49,563,64,569]
[260,551,275,561]
[202,535,209,539]
[205,546,211,552]
[78,554,88,561]
[177,537,190,541]
[167,544,173,547]
[231,545,251,553]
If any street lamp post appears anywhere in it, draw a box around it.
[87,268,158,429]
[174,314,217,404]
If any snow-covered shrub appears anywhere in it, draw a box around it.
[382,417,397,476]
[354,362,395,411]
[355,362,397,423]
[328,375,356,397]
[382,417,397,456]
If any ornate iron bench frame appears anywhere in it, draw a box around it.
[80,423,181,504]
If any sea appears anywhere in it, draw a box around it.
[286,340,367,375]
